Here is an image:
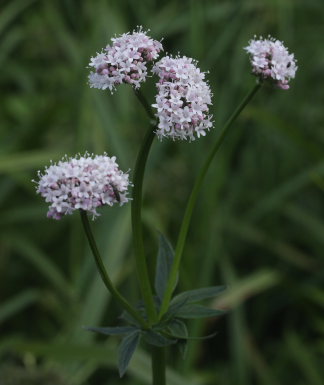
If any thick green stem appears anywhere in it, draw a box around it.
[132,90,158,324]
[79,210,148,329]
[159,83,261,318]
[152,346,166,385]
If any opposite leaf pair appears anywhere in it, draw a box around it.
[87,282,226,378]
[86,232,227,377]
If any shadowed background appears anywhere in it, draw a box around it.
[1,0,324,384]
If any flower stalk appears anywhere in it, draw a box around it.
[134,89,156,121]
[159,82,262,318]
[132,90,158,325]
[79,210,149,329]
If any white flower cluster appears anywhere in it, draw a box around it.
[244,36,297,89]
[152,56,213,141]
[34,154,130,220]
[88,27,163,92]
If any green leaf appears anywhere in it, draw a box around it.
[170,286,226,306]
[167,330,218,341]
[167,319,217,341]
[162,296,189,321]
[143,330,176,347]
[167,319,188,339]
[0,290,39,324]
[0,150,63,173]
[155,233,176,302]
[85,326,138,336]
[175,304,226,319]
[7,234,72,297]
[167,319,189,358]
[118,331,141,377]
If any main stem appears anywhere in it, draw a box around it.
[79,210,148,329]
[152,346,166,385]
[132,90,158,324]
[133,90,167,383]
[159,83,261,318]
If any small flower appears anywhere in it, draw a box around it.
[34,153,131,220]
[152,56,213,141]
[88,27,163,92]
[244,36,297,89]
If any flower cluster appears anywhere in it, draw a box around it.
[34,154,130,220]
[152,56,213,141]
[88,27,163,92]
[244,36,297,89]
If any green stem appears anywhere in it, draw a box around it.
[131,125,158,324]
[79,210,148,329]
[152,346,166,385]
[132,90,158,324]
[159,83,261,318]
[134,89,156,121]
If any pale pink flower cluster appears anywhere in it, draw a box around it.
[34,154,130,220]
[245,36,297,89]
[88,27,163,92]
[152,56,213,141]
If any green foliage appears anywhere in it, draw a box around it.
[0,365,67,385]
[84,270,225,377]
[172,304,226,319]
[167,319,189,358]
[170,286,226,305]
[142,330,176,348]
[1,0,324,384]
[118,331,141,377]
[0,290,40,324]
[167,319,188,340]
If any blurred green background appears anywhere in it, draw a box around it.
[1,0,324,384]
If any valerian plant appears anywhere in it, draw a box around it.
[34,27,297,385]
